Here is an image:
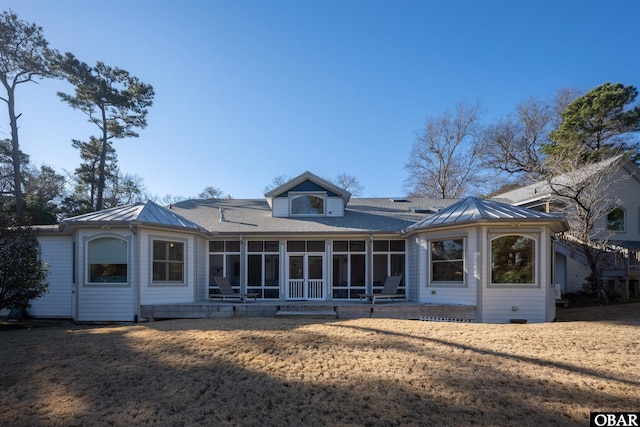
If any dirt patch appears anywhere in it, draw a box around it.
[1,305,639,426]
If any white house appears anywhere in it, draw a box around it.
[30,171,568,323]
[493,155,640,298]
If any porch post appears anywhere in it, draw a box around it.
[239,234,246,294]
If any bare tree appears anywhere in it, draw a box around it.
[551,87,582,128]
[103,169,146,208]
[546,153,627,300]
[330,173,363,196]
[160,194,188,206]
[481,98,552,178]
[405,100,485,198]
[263,175,291,194]
[198,186,225,200]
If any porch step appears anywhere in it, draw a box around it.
[275,310,337,318]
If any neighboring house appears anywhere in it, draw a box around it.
[493,155,640,298]
[30,171,567,323]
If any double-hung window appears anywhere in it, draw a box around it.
[430,238,464,285]
[152,240,185,283]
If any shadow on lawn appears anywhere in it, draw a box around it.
[142,316,340,332]
[555,301,640,325]
[2,320,638,426]
[332,323,640,388]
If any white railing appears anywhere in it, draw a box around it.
[288,280,304,299]
[557,232,640,274]
[287,279,324,299]
[307,280,324,299]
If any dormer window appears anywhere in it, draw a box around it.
[291,194,325,215]
[265,172,350,218]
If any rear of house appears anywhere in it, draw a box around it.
[30,172,567,323]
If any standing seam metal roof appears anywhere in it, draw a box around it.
[407,197,567,231]
[62,200,206,230]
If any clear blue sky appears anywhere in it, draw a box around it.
[2,0,639,200]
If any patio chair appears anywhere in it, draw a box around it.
[358,275,405,304]
[210,276,258,303]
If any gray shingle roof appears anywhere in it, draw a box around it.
[56,196,567,235]
[407,197,568,232]
[171,197,460,235]
[494,155,625,204]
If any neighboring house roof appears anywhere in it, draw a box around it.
[407,196,568,233]
[61,200,206,231]
[494,155,633,205]
[171,197,460,235]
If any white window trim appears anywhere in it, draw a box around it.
[150,236,188,286]
[289,192,327,216]
[84,234,130,287]
[607,206,626,232]
[428,237,466,287]
[488,232,540,288]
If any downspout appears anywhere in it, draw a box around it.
[414,234,420,303]
[476,226,483,323]
[368,233,374,294]
[129,224,139,323]
[193,233,198,302]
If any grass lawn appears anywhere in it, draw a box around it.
[1,303,639,426]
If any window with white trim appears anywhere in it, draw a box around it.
[430,238,464,284]
[607,207,625,231]
[290,195,325,215]
[152,240,184,282]
[491,235,535,284]
[88,237,128,284]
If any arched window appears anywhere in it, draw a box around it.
[491,235,535,284]
[607,207,625,231]
[88,237,128,283]
[291,195,325,215]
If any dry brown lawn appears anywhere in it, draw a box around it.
[1,304,639,427]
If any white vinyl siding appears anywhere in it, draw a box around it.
[139,230,196,305]
[272,198,289,217]
[195,237,208,301]
[28,235,73,318]
[417,229,477,306]
[481,288,547,323]
[326,197,344,217]
[77,285,135,321]
[406,237,419,301]
[272,195,344,217]
[565,256,592,293]
[594,166,640,240]
[481,227,553,323]
[77,230,134,322]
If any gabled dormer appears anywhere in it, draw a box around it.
[264,171,351,218]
